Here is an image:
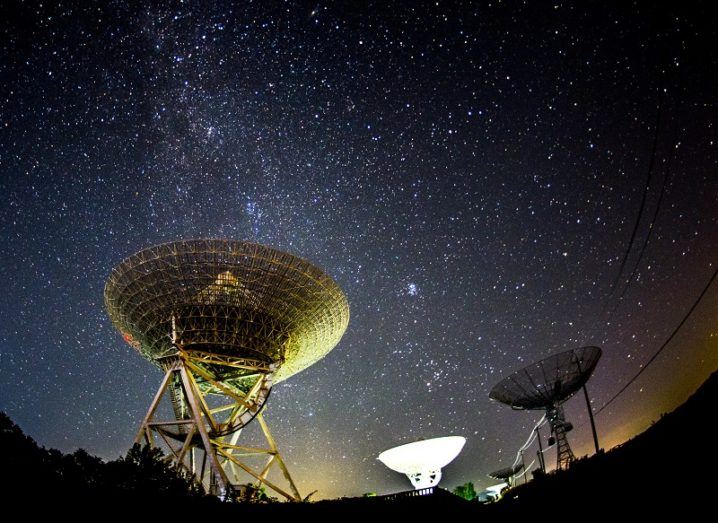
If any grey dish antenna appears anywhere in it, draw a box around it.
[490,346,602,471]
[488,463,524,486]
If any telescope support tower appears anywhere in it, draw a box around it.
[136,351,301,501]
[547,405,574,470]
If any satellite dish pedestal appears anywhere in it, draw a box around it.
[135,350,300,500]
[408,469,442,489]
[546,404,574,470]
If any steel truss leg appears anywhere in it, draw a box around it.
[547,405,574,470]
[135,355,302,501]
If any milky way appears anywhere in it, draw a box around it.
[1,2,717,499]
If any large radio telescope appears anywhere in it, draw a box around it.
[105,239,349,500]
[490,346,602,471]
[377,436,466,489]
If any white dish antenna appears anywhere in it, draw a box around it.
[377,436,466,489]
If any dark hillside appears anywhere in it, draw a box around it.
[3,368,716,517]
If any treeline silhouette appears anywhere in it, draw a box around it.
[1,413,218,513]
[3,368,716,517]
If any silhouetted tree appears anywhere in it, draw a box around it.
[453,481,477,501]
[104,443,204,498]
[1,412,204,504]
[233,483,277,503]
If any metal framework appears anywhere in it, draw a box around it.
[546,404,574,470]
[136,350,300,499]
[105,239,350,500]
[489,346,602,471]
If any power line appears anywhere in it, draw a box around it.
[607,86,664,299]
[595,264,718,417]
[594,70,676,340]
[617,69,684,301]
[617,144,675,300]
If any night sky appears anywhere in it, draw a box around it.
[1,1,717,499]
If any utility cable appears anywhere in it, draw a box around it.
[608,87,664,298]
[595,265,718,417]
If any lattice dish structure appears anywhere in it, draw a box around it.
[105,239,350,500]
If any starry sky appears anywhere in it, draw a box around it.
[1,1,717,500]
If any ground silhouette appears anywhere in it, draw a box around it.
[3,368,715,517]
